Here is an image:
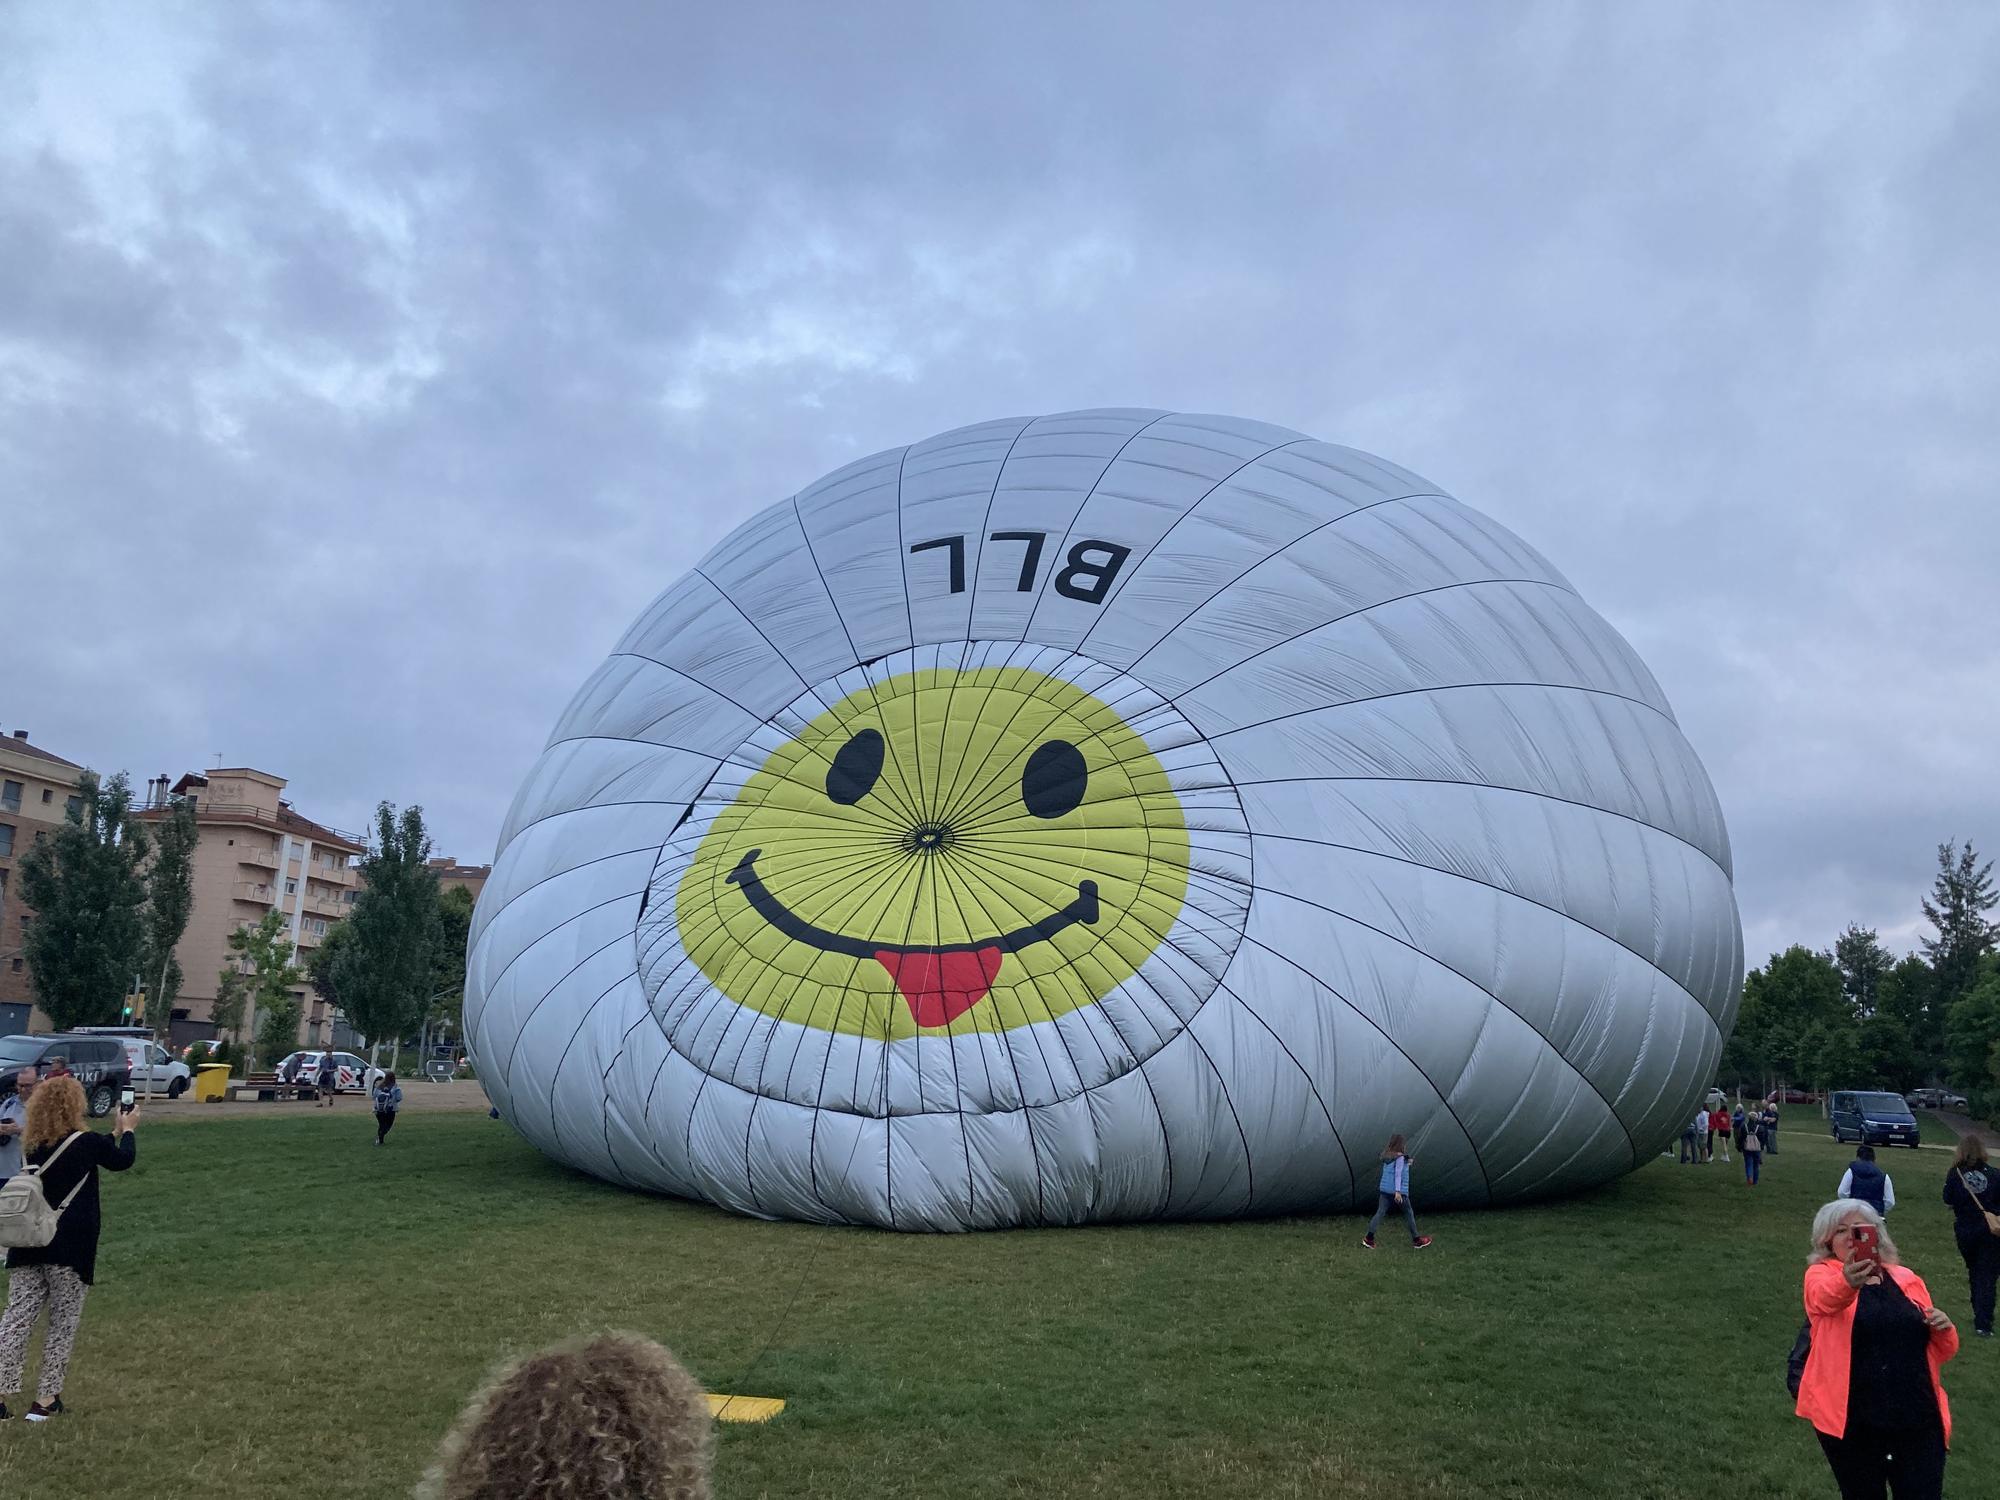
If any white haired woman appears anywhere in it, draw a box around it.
[1796,1200,1957,1500]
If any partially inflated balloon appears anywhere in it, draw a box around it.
[466,410,1742,1229]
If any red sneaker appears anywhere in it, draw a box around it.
[1361,1234,1377,1249]
[1412,1235,1434,1249]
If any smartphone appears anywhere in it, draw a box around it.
[120,1088,136,1109]
[1850,1223,1881,1264]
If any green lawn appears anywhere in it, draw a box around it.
[2,1104,1991,1498]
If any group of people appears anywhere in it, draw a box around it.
[276,1050,406,1142]
[1679,1097,1782,1183]
[0,1047,408,1424]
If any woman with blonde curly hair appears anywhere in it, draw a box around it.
[0,1074,139,1422]
[1795,1199,1956,1499]
[419,1332,714,1500]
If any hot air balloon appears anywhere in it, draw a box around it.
[465,409,1742,1230]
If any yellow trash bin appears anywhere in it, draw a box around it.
[194,1063,230,1103]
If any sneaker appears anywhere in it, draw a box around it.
[1976,1328,1993,1338]
[1412,1235,1434,1249]
[1361,1234,1376,1249]
[24,1398,63,1422]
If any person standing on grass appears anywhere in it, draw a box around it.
[0,1076,138,1423]
[1362,1134,1432,1250]
[0,1067,41,1181]
[1679,1111,1701,1165]
[1716,1106,1732,1164]
[1763,1100,1781,1156]
[372,1071,403,1146]
[1942,1136,1999,1339]
[315,1048,338,1108]
[1796,1200,1955,1500]
[1733,1104,1748,1157]
[1840,1144,1895,1215]
[1743,1116,1764,1186]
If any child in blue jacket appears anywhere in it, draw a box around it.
[1363,1133,1434,1249]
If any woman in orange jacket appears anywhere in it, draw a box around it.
[1796,1200,1957,1500]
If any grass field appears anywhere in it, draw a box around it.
[1,1104,1992,1498]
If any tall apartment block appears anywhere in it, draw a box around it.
[0,729,88,1037]
[140,768,367,1048]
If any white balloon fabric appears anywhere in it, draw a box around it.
[466,410,1742,1230]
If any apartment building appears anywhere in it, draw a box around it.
[0,729,88,1037]
[428,856,491,904]
[139,768,367,1048]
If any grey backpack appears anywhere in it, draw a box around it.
[0,1132,86,1249]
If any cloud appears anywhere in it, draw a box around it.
[2,1,1996,962]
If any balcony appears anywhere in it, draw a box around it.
[313,861,358,886]
[304,893,346,918]
[238,847,280,870]
[232,881,276,904]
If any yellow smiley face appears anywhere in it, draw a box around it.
[671,660,1192,1039]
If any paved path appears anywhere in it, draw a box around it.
[1934,1109,2000,1151]
[138,1078,492,1121]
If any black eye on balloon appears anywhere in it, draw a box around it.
[1021,740,1087,819]
[826,729,885,805]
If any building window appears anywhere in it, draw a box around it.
[0,781,19,812]
[33,831,46,846]
[285,878,297,895]
[9,958,20,972]
[65,795,82,818]
[40,788,53,804]
[0,824,12,857]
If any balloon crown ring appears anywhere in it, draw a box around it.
[901,820,956,855]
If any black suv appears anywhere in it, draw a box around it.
[0,1032,134,1117]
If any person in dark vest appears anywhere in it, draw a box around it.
[1840,1143,1896,1214]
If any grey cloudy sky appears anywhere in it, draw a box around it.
[3,2,1995,966]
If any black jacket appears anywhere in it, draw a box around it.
[5,1128,136,1284]
[1945,1161,1999,1234]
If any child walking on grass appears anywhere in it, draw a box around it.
[1363,1134,1433,1250]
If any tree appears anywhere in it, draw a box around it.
[1832,924,1894,1018]
[1944,956,2000,1095]
[210,966,250,1041]
[305,917,355,1016]
[1724,946,1847,1092]
[1878,956,1939,1067]
[422,885,476,1054]
[1855,1012,1920,1092]
[225,910,305,1069]
[1920,839,1998,1015]
[15,771,150,1031]
[139,797,198,1044]
[334,803,442,1067]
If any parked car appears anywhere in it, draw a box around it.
[1767,1087,1819,1105]
[108,1037,194,1097]
[1906,1088,1970,1111]
[0,1033,134,1117]
[273,1050,384,1093]
[1828,1089,1922,1148]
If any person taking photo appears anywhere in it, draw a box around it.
[0,1076,138,1422]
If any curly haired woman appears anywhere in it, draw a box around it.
[419,1332,714,1499]
[0,1074,138,1421]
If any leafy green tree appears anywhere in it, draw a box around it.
[1725,946,1847,1092]
[423,885,476,1052]
[139,797,198,1043]
[1944,956,2000,1095]
[210,966,250,1041]
[1921,839,1998,1014]
[1833,924,1894,1018]
[1855,1012,1919,1091]
[15,771,150,1031]
[226,910,305,1068]
[1878,956,1939,1067]
[332,803,441,1067]
[1803,1019,1865,1094]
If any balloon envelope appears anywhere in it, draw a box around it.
[466,410,1742,1229]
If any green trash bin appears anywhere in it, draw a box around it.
[194,1063,230,1103]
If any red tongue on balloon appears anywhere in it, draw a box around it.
[875,947,1004,1027]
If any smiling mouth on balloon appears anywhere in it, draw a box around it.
[725,848,1100,1027]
